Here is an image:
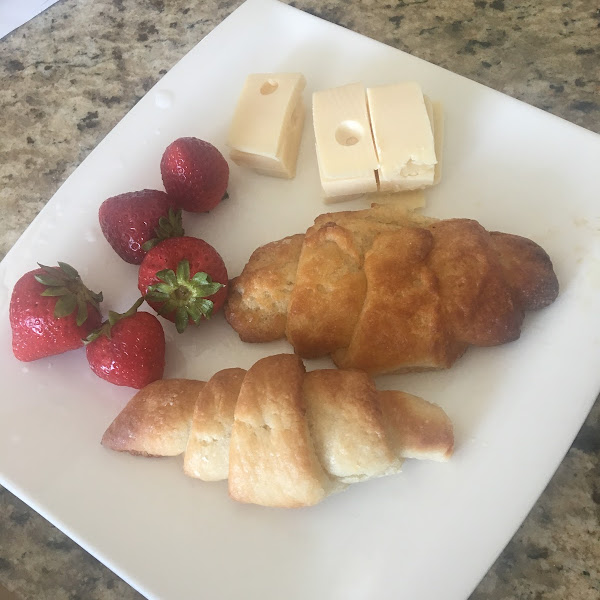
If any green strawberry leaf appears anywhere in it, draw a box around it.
[191,271,210,284]
[55,294,77,318]
[191,272,223,297]
[142,208,184,252]
[40,286,70,297]
[194,298,215,318]
[107,310,121,326]
[141,238,159,252]
[84,329,103,344]
[158,298,179,316]
[154,283,174,294]
[76,300,88,327]
[39,263,65,278]
[35,273,65,287]
[146,290,170,302]
[144,259,224,333]
[84,297,144,343]
[57,262,80,279]
[156,269,177,287]
[176,259,190,282]
[36,262,104,325]
[175,307,189,333]
[186,303,202,324]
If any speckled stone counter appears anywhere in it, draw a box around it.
[1,1,599,598]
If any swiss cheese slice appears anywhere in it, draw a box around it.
[227,73,306,179]
[367,82,438,192]
[312,83,379,200]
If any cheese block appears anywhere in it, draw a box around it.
[227,73,306,178]
[367,82,439,192]
[312,82,379,199]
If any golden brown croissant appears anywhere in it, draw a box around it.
[101,354,453,508]
[225,205,559,375]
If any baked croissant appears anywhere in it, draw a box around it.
[225,204,559,375]
[102,353,453,508]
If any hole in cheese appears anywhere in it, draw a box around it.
[260,80,279,95]
[335,121,363,146]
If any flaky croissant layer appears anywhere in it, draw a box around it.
[102,354,453,508]
[225,205,559,375]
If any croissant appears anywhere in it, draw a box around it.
[101,354,453,508]
[225,204,559,375]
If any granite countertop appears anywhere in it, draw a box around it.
[0,0,598,598]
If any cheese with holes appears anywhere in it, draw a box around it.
[228,73,306,179]
[312,82,379,199]
[367,82,439,191]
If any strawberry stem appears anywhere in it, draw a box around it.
[85,297,145,344]
[36,262,103,326]
[141,208,185,252]
[145,259,224,333]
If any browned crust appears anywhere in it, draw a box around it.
[101,355,456,507]
[223,206,558,375]
[286,223,367,357]
[377,390,454,461]
[334,228,466,374]
[183,368,246,481]
[490,231,559,310]
[228,354,333,508]
[303,369,399,482]
[427,219,524,347]
[224,234,304,343]
[101,379,205,457]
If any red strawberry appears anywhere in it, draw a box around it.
[85,298,165,389]
[99,189,183,264]
[10,262,103,362]
[160,137,229,213]
[138,236,228,333]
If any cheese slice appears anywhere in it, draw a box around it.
[227,73,306,179]
[312,82,379,199]
[367,82,438,192]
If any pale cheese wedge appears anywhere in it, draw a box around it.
[228,73,306,179]
[313,82,379,200]
[367,82,439,192]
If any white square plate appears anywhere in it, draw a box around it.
[1,1,599,598]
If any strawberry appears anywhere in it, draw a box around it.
[10,262,103,362]
[85,298,165,389]
[138,236,228,333]
[98,189,183,264]
[160,137,229,213]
